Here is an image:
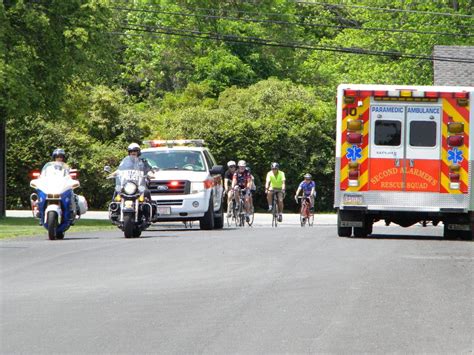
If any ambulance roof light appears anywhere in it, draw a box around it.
[454,92,468,99]
[144,139,206,148]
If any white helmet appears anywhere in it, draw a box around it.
[127,143,141,155]
[227,160,236,168]
[238,160,246,167]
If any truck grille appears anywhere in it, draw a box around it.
[155,200,183,206]
[149,180,189,195]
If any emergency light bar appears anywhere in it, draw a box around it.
[344,89,468,102]
[144,139,206,148]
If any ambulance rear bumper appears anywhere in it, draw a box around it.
[335,191,471,213]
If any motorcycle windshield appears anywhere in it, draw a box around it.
[41,162,70,178]
[116,156,146,190]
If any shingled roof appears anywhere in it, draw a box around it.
[433,46,474,86]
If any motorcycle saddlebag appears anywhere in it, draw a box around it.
[77,195,88,215]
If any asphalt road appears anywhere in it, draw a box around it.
[1,222,473,354]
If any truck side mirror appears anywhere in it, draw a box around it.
[104,166,112,173]
[210,165,224,175]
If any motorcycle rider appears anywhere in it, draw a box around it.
[51,148,70,170]
[48,148,80,219]
[115,143,153,200]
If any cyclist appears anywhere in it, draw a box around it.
[232,160,253,222]
[224,160,237,217]
[246,166,256,214]
[265,162,286,222]
[294,173,316,211]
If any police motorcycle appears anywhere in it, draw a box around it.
[30,163,88,240]
[105,156,155,238]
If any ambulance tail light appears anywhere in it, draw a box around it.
[449,172,461,190]
[346,133,362,144]
[348,163,359,187]
[343,90,356,104]
[447,122,464,134]
[454,92,469,106]
[449,173,460,182]
[347,120,362,131]
[348,170,359,187]
[447,135,464,147]
[449,164,460,173]
[454,92,468,99]
[348,162,359,170]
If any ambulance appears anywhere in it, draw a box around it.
[334,84,473,239]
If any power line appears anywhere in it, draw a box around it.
[292,1,474,18]
[110,1,474,29]
[111,6,474,37]
[115,24,474,64]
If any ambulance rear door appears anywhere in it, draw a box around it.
[368,104,405,190]
[405,105,441,192]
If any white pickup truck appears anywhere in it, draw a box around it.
[141,140,224,230]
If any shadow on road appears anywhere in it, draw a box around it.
[361,234,472,242]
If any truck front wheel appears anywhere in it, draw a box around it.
[200,198,215,230]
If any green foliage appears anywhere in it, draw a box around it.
[148,78,336,210]
[4,0,473,212]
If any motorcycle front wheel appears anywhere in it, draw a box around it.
[123,212,135,238]
[47,211,58,240]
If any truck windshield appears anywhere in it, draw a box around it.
[141,151,206,172]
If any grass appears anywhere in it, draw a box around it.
[0,217,115,239]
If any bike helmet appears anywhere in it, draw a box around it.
[227,160,236,168]
[271,162,279,169]
[52,148,66,161]
[238,160,246,167]
[304,173,312,179]
[127,143,141,155]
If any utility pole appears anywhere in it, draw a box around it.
[0,118,6,218]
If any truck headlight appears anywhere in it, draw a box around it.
[191,179,213,194]
[190,182,205,194]
[123,182,138,195]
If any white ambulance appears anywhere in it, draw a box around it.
[334,84,473,240]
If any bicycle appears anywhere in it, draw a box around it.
[226,198,239,227]
[297,196,314,227]
[237,189,254,227]
[269,190,283,227]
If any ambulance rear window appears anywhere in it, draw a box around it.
[374,120,401,146]
[409,121,436,147]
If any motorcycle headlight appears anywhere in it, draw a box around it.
[123,182,138,195]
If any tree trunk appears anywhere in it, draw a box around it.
[0,118,6,218]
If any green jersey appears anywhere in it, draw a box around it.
[266,170,286,189]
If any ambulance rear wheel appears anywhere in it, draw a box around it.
[366,218,373,236]
[353,227,368,238]
[337,211,352,237]
[443,223,457,240]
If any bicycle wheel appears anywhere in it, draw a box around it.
[300,214,306,227]
[233,205,239,227]
[308,213,314,227]
[247,211,254,226]
[240,213,246,227]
